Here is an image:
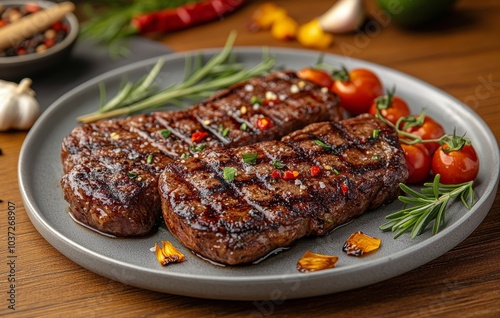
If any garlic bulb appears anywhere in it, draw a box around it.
[0,78,40,131]
[318,0,365,34]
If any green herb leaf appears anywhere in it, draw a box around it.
[240,123,248,131]
[313,139,332,149]
[180,153,189,160]
[251,96,263,105]
[147,154,153,164]
[190,144,206,153]
[223,167,237,181]
[128,172,137,178]
[219,124,230,137]
[380,174,475,238]
[272,160,285,169]
[242,153,258,165]
[160,129,171,139]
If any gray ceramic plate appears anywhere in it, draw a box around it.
[19,48,499,301]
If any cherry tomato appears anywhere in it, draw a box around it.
[369,95,411,125]
[331,68,383,115]
[432,144,479,184]
[401,143,432,184]
[296,68,334,88]
[404,115,445,155]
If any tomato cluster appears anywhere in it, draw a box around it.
[297,66,480,185]
[297,67,383,115]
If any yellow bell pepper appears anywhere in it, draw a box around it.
[271,16,298,41]
[297,19,334,49]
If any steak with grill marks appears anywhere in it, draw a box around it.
[60,71,343,237]
[159,114,408,265]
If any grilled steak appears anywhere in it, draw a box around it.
[159,114,408,265]
[61,71,343,237]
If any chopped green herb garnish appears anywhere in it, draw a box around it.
[217,124,231,137]
[190,144,206,153]
[223,167,237,181]
[372,155,381,160]
[372,129,380,139]
[251,96,263,105]
[180,153,189,160]
[128,172,137,178]
[313,139,332,149]
[147,154,153,164]
[242,153,258,165]
[240,123,248,131]
[160,129,171,139]
[333,169,340,175]
[272,159,285,169]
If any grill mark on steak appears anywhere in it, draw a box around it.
[61,71,343,237]
[159,114,408,265]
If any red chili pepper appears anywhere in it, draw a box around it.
[311,165,321,177]
[270,169,281,179]
[341,184,349,196]
[191,131,208,143]
[283,170,299,180]
[132,0,249,34]
[256,117,274,130]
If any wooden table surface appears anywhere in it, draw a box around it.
[1,0,499,317]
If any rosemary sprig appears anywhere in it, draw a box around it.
[380,174,475,238]
[77,32,276,123]
[98,58,164,113]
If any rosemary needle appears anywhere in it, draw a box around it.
[380,174,475,238]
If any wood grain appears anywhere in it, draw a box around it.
[1,0,499,316]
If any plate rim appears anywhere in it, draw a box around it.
[18,47,500,300]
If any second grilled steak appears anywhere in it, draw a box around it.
[60,71,343,237]
[159,114,408,265]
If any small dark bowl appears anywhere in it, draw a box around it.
[0,0,79,81]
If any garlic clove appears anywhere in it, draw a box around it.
[0,95,18,131]
[14,94,40,130]
[318,0,366,34]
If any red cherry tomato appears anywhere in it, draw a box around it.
[401,143,432,184]
[369,95,411,125]
[296,68,334,88]
[331,68,383,115]
[404,115,445,155]
[432,144,479,184]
